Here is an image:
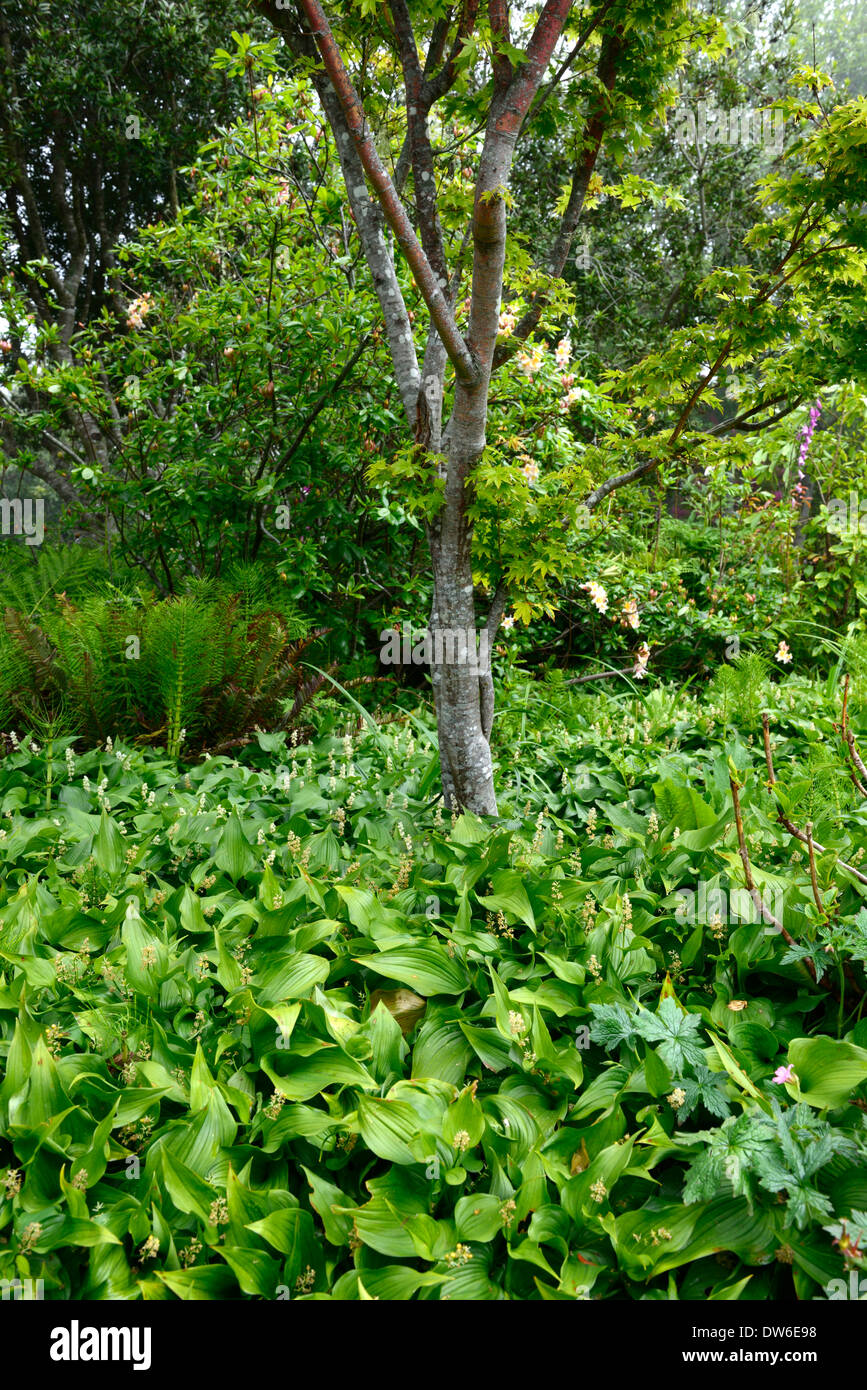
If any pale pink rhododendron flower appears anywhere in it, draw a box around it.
[501,614,515,631]
[520,457,539,484]
[621,597,640,630]
[775,640,792,665]
[634,640,651,678]
[498,308,517,337]
[517,346,543,378]
[582,581,608,615]
[555,336,571,367]
[126,294,154,329]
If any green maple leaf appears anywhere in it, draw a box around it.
[635,998,706,1075]
[588,1002,638,1052]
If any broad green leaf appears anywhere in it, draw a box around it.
[262,1048,376,1102]
[354,1094,423,1164]
[477,870,535,928]
[353,945,469,996]
[215,810,256,880]
[788,1036,867,1108]
[454,1194,504,1242]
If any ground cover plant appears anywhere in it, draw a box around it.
[2,667,867,1300]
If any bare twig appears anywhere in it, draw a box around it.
[761,712,867,887]
[728,774,817,985]
[836,674,867,797]
[805,822,824,916]
[564,663,637,686]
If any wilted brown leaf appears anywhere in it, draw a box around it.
[369,988,427,1036]
[570,1138,590,1174]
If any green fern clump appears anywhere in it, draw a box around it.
[42,594,143,738]
[708,651,770,724]
[0,557,323,755]
[0,545,111,618]
[142,594,225,756]
[788,746,856,828]
[0,620,44,727]
[216,561,308,637]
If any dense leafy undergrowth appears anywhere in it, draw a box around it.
[3,674,867,1301]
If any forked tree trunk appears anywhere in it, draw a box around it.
[268,0,578,815]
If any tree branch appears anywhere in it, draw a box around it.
[258,0,423,424]
[274,332,372,472]
[488,0,513,90]
[503,0,576,124]
[583,453,661,511]
[296,0,479,386]
[493,19,624,368]
[388,0,451,287]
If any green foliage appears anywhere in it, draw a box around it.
[709,652,771,723]
[2,64,406,639]
[0,551,328,753]
[2,675,867,1300]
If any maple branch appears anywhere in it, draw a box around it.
[494,18,624,368]
[258,0,422,423]
[297,0,479,386]
[424,0,481,103]
[583,453,663,511]
[503,0,576,123]
[388,0,451,288]
[489,0,513,90]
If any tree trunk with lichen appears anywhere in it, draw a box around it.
[260,0,588,813]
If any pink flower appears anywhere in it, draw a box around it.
[772,1064,794,1085]
[517,346,543,378]
[126,293,154,330]
[581,581,608,615]
[633,640,650,679]
[797,400,822,474]
[620,597,640,631]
